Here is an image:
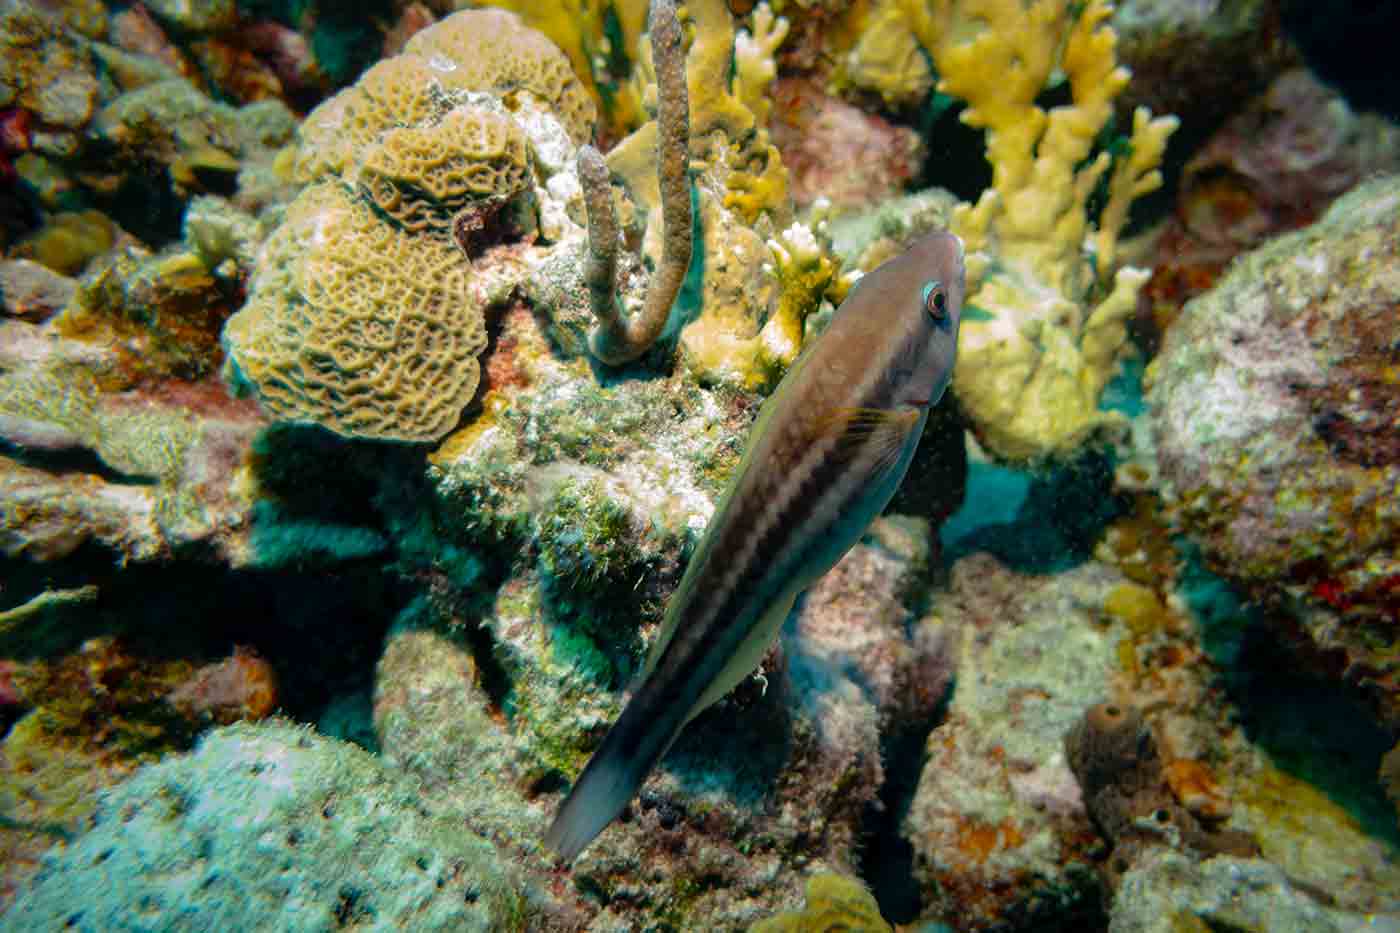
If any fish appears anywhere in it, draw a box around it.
[544,230,966,862]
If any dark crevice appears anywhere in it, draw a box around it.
[856,684,953,924]
[0,439,157,486]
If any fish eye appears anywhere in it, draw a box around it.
[922,280,948,321]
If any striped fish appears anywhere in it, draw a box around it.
[545,231,966,861]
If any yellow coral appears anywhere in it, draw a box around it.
[404,8,596,145]
[679,217,835,391]
[902,0,1178,462]
[749,873,892,932]
[684,0,791,223]
[837,0,935,108]
[223,183,486,442]
[473,0,650,137]
[356,106,532,235]
[294,55,445,183]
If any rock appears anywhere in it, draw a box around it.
[904,554,1131,930]
[3,722,525,932]
[0,259,75,321]
[1110,849,1376,933]
[1148,174,1400,728]
[1112,0,1300,140]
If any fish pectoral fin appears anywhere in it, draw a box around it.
[809,406,921,472]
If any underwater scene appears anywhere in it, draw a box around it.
[0,0,1398,929]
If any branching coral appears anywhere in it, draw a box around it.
[903,0,1178,462]
[579,0,693,366]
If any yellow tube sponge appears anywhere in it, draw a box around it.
[904,0,1178,462]
[223,183,487,443]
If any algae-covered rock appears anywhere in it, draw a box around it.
[1109,849,1368,933]
[904,554,1132,929]
[1148,175,1400,728]
[4,721,525,932]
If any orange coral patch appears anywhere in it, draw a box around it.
[1163,758,1231,821]
[955,819,1024,865]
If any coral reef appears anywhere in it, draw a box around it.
[388,319,955,926]
[1148,175,1400,728]
[578,0,692,365]
[4,0,1399,930]
[4,722,526,932]
[230,5,610,441]
[594,0,849,390]
[905,0,1178,462]
[224,181,485,443]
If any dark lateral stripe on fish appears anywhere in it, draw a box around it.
[545,231,965,862]
[645,314,922,710]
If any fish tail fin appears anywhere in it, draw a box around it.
[543,689,681,863]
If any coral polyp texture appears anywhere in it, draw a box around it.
[227,5,600,442]
[904,0,1177,462]
[402,8,596,145]
[357,107,531,235]
[224,182,483,443]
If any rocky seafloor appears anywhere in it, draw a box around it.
[1,0,1398,930]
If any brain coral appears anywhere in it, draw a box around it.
[223,182,485,442]
[294,56,447,184]
[357,106,532,234]
[403,8,595,144]
[295,7,594,185]
[229,6,598,442]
